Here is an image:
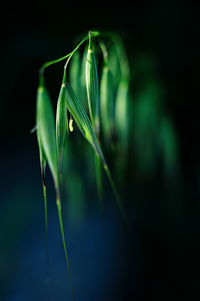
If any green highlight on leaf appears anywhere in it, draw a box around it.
[64,82,127,223]
[65,82,105,165]
[69,51,81,99]
[85,34,103,202]
[100,64,114,141]
[56,82,68,162]
[36,85,59,189]
[115,79,130,149]
[107,43,121,91]
[80,45,89,109]
[85,35,100,133]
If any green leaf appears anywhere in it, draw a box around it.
[115,79,129,149]
[36,114,46,173]
[65,82,127,223]
[108,43,121,92]
[85,38,100,133]
[36,121,49,279]
[80,45,88,110]
[100,65,114,141]
[36,85,59,188]
[69,51,81,98]
[56,82,68,160]
[65,82,106,165]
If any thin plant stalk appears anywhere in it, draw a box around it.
[41,171,50,282]
[56,194,75,301]
[39,31,100,77]
[43,184,49,274]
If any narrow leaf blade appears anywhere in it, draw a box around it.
[65,83,106,165]
[115,80,129,149]
[85,40,100,132]
[69,51,81,98]
[56,83,68,159]
[36,85,59,187]
[100,65,114,141]
[64,83,127,223]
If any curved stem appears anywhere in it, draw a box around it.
[39,31,100,75]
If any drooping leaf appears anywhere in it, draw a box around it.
[64,82,127,223]
[85,37,100,133]
[115,79,130,149]
[36,85,59,188]
[69,51,81,99]
[65,82,105,165]
[56,82,68,160]
[100,64,114,141]
[108,43,121,92]
[36,118,46,174]
[80,45,88,110]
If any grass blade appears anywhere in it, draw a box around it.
[42,183,50,281]
[56,197,75,300]
[108,43,121,92]
[85,34,102,200]
[80,45,88,110]
[56,81,68,162]
[36,135,49,280]
[64,83,127,222]
[36,85,59,188]
[65,82,105,165]
[114,79,130,184]
[85,34,100,133]
[36,85,59,284]
[100,64,114,142]
[36,84,74,296]
[69,51,81,99]
[115,79,129,150]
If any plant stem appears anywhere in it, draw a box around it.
[56,194,75,301]
[43,184,48,240]
[39,31,100,75]
[41,167,49,282]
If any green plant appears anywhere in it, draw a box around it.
[35,30,131,298]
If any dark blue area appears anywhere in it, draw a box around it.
[0,149,139,300]
[4,205,139,301]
